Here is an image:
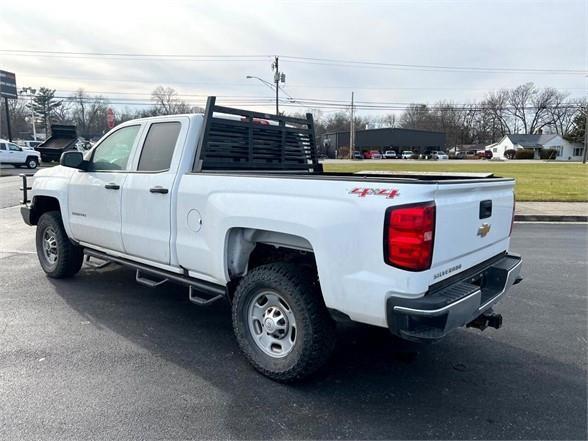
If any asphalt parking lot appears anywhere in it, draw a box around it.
[0,201,586,439]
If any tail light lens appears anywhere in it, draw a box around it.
[384,202,436,271]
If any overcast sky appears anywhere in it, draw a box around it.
[1,0,586,116]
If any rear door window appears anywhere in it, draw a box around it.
[137,122,182,172]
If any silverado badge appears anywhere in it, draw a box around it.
[477,223,491,237]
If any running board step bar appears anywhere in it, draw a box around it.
[188,286,224,306]
[84,254,112,269]
[136,270,168,287]
[83,249,227,305]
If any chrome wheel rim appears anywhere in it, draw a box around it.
[248,291,297,358]
[29,160,36,168]
[42,227,58,265]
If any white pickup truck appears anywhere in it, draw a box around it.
[20,97,523,381]
[0,139,40,169]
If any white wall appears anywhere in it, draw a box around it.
[486,135,584,161]
[486,136,514,159]
[545,138,585,161]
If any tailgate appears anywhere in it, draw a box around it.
[432,179,515,273]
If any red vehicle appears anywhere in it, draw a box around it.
[362,150,382,159]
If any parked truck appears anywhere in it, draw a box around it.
[20,97,523,381]
[36,124,78,162]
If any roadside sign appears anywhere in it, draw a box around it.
[0,70,18,99]
[106,107,115,129]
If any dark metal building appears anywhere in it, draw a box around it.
[321,127,446,157]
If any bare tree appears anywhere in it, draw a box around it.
[52,100,72,123]
[399,104,431,130]
[507,83,535,133]
[527,87,560,133]
[0,98,30,139]
[378,113,397,128]
[151,86,190,115]
[482,89,512,135]
[549,96,584,136]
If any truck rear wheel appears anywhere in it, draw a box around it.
[36,211,83,278]
[232,262,336,382]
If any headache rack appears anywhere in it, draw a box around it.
[193,96,322,173]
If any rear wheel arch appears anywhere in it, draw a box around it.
[224,228,319,295]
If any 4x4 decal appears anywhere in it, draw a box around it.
[349,188,400,199]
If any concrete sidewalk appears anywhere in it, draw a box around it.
[515,202,588,222]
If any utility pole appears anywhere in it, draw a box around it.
[20,87,37,141]
[273,56,279,115]
[349,92,355,159]
[3,96,12,141]
[583,107,587,164]
[271,56,286,116]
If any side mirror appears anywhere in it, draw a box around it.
[60,151,85,170]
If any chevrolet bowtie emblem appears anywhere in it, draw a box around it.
[477,223,491,237]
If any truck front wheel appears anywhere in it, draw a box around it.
[232,262,336,382]
[26,157,39,169]
[36,211,83,278]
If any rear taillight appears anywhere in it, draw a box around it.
[384,202,436,271]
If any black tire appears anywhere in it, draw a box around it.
[232,262,336,382]
[36,211,83,278]
[26,157,39,169]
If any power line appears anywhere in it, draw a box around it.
[16,73,587,91]
[16,94,583,113]
[0,49,271,60]
[19,86,585,109]
[3,49,585,75]
[280,55,587,75]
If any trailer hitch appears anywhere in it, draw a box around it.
[467,310,503,331]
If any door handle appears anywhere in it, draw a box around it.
[104,183,120,190]
[149,186,169,194]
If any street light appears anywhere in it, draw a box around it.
[246,75,279,115]
[246,74,292,116]
[19,87,37,141]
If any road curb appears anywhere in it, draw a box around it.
[515,214,588,222]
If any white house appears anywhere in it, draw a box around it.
[486,134,584,161]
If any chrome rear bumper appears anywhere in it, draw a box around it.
[386,253,523,341]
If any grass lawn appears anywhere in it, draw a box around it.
[323,162,588,202]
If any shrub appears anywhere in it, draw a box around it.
[515,149,535,160]
[504,149,517,159]
[540,149,558,160]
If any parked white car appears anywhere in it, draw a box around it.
[401,150,414,159]
[20,98,522,381]
[17,140,43,150]
[0,139,40,169]
[383,150,397,159]
[431,150,449,160]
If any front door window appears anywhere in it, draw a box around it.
[89,125,140,171]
